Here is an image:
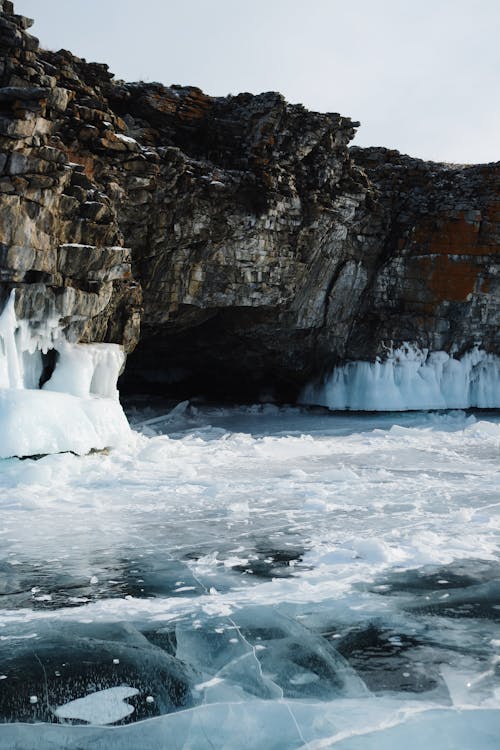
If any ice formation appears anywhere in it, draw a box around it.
[0,290,130,457]
[54,687,139,724]
[302,344,500,411]
[0,408,500,750]
[0,407,500,747]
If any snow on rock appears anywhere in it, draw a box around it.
[114,133,138,145]
[302,344,500,411]
[0,291,130,458]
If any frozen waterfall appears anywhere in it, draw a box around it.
[0,290,130,458]
[302,344,500,411]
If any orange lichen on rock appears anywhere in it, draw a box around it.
[480,277,491,294]
[177,90,213,122]
[12,96,47,118]
[143,88,213,123]
[64,149,95,179]
[413,210,499,257]
[417,255,481,302]
[145,92,177,116]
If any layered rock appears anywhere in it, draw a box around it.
[348,148,500,362]
[0,0,140,351]
[0,0,498,404]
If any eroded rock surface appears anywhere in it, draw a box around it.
[0,0,140,350]
[0,0,498,401]
[349,148,500,363]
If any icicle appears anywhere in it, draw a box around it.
[302,344,500,411]
[43,341,124,400]
[0,290,130,457]
[0,291,23,389]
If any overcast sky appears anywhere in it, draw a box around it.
[15,0,500,164]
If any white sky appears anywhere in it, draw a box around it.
[14,0,500,164]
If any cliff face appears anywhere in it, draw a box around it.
[349,149,500,363]
[0,1,140,350]
[1,0,498,401]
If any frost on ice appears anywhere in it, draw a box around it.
[0,290,130,458]
[302,343,500,411]
[54,686,139,725]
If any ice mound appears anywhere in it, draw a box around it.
[0,291,130,457]
[302,344,500,411]
[0,390,130,458]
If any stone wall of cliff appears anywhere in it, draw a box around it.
[349,148,500,363]
[0,0,140,351]
[1,0,498,401]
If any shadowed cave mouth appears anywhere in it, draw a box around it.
[118,308,500,408]
[119,308,322,404]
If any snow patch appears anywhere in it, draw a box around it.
[115,133,138,145]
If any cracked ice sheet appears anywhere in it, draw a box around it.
[0,406,498,747]
[0,704,499,749]
[0,407,498,625]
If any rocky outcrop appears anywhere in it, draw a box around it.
[348,148,500,363]
[0,0,498,402]
[0,0,140,351]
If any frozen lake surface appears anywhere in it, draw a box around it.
[0,403,499,748]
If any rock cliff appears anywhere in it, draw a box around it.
[1,0,498,402]
[349,148,500,364]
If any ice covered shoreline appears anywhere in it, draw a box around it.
[302,344,500,411]
[2,284,500,458]
[0,291,130,458]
